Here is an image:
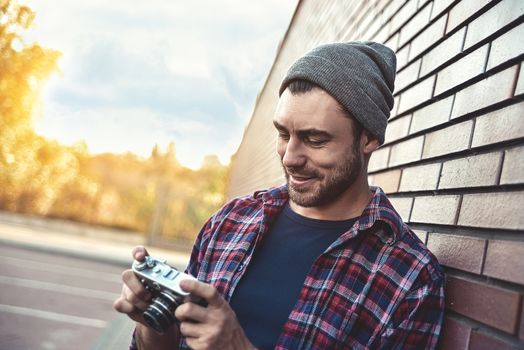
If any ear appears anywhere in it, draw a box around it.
[360,130,381,156]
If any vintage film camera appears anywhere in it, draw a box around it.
[132,256,205,334]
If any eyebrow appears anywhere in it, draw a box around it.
[273,120,333,139]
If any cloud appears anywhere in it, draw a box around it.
[24,0,298,168]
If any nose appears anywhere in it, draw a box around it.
[280,137,306,169]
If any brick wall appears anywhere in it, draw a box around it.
[228,0,524,348]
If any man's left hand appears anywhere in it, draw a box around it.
[175,279,256,350]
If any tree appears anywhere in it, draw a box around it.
[0,0,62,211]
[0,2,230,244]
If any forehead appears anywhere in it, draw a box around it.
[274,88,353,132]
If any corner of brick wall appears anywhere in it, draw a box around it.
[229,0,524,348]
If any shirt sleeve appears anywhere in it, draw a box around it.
[128,198,240,350]
[377,272,445,350]
[184,196,241,277]
[129,328,138,350]
[127,225,210,350]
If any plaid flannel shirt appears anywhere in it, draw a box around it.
[131,185,444,349]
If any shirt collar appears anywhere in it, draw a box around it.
[255,184,403,245]
[356,186,403,244]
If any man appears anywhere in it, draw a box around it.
[114,41,445,349]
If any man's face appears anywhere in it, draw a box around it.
[273,87,364,208]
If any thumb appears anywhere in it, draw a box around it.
[132,246,149,261]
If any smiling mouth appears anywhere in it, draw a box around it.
[288,174,316,186]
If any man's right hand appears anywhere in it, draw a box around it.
[113,246,152,325]
[113,246,179,349]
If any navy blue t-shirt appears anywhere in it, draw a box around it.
[229,204,357,349]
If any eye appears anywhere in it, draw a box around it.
[304,136,328,147]
[277,131,290,141]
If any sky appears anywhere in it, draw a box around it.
[24,0,298,169]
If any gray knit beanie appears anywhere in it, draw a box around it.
[279,41,396,144]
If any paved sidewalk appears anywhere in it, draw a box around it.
[91,314,136,350]
[0,211,191,269]
[0,211,193,349]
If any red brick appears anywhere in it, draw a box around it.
[372,18,388,43]
[471,102,524,147]
[384,114,411,144]
[396,44,410,70]
[389,0,418,35]
[383,32,399,52]
[464,0,524,49]
[468,329,521,350]
[422,120,473,159]
[399,162,441,192]
[438,152,502,189]
[411,194,460,225]
[451,65,518,119]
[427,233,485,273]
[519,302,524,340]
[409,15,447,60]
[340,2,369,41]
[395,59,421,92]
[437,317,471,350]
[446,0,491,34]
[487,23,524,70]
[357,3,380,38]
[458,191,524,230]
[418,0,431,10]
[375,0,392,17]
[434,44,489,96]
[363,0,390,40]
[410,95,453,133]
[500,145,524,185]
[431,0,455,20]
[399,3,431,47]
[364,17,385,42]
[516,64,524,95]
[413,229,427,244]
[368,169,401,193]
[388,136,424,166]
[420,27,465,76]
[446,276,521,334]
[383,0,409,22]
[397,75,435,114]
[388,196,414,222]
[368,146,390,172]
[484,240,524,285]
[391,95,400,119]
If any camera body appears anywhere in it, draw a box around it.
[132,256,204,334]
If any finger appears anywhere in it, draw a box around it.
[175,302,207,323]
[113,295,138,314]
[113,296,145,324]
[122,269,152,301]
[132,246,149,261]
[178,321,201,338]
[180,280,222,307]
[122,285,150,311]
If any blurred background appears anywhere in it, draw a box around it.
[0,0,296,349]
[0,0,296,244]
[2,0,523,349]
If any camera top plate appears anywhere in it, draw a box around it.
[132,256,196,296]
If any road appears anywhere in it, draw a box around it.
[0,243,134,350]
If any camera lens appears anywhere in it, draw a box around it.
[143,291,181,334]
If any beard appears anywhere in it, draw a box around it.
[284,142,363,208]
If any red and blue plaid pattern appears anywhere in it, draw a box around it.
[131,185,444,349]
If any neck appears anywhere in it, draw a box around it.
[289,178,373,221]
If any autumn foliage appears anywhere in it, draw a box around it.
[0,1,229,243]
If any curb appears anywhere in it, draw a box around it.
[0,239,132,268]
